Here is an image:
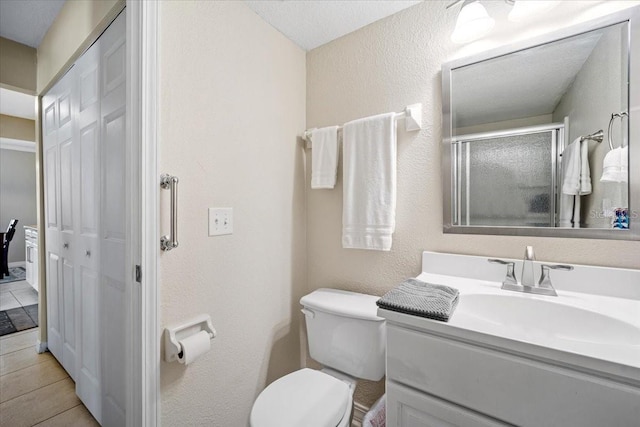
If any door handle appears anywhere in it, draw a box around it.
[160,174,179,251]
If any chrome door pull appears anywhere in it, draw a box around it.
[160,174,179,251]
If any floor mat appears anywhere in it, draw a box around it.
[0,267,27,285]
[0,303,38,337]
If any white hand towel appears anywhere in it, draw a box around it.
[600,146,628,183]
[342,112,397,251]
[579,139,592,195]
[560,137,591,228]
[561,138,582,195]
[311,126,340,189]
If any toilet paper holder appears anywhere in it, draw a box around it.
[164,314,217,363]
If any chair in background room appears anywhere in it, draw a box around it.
[2,219,18,276]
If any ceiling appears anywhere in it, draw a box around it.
[0,0,66,48]
[244,0,422,51]
[453,29,604,129]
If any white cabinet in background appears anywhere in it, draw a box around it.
[24,227,38,292]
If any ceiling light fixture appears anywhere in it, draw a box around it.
[449,0,495,44]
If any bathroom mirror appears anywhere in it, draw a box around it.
[442,7,640,240]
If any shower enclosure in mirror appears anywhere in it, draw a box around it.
[442,7,640,240]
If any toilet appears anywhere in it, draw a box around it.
[250,288,386,427]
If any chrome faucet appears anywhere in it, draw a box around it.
[521,246,536,287]
[488,247,574,297]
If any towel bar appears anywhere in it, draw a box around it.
[302,103,423,145]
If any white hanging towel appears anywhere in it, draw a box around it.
[342,112,397,251]
[560,137,592,227]
[600,146,628,183]
[311,126,340,189]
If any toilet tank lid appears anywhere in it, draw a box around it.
[300,288,384,322]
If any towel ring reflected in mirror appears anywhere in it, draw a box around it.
[608,112,629,150]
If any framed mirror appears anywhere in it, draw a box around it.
[442,7,640,240]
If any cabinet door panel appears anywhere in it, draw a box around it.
[61,258,76,380]
[387,325,640,427]
[46,252,62,360]
[387,381,509,427]
[44,146,59,230]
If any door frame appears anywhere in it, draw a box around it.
[128,0,160,425]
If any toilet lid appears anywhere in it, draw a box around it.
[250,368,350,427]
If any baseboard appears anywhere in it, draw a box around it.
[8,261,26,268]
[36,340,48,354]
[352,401,369,427]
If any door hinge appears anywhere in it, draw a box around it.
[135,265,142,283]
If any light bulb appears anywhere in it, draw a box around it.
[451,1,495,44]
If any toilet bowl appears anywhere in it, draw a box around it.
[250,288,386,427]
[250,368,353,427]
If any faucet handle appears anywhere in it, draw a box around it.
[488,259,517,286]
[538,264,574,290]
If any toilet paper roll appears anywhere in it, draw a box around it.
[178,331,211,365]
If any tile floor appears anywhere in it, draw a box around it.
[0,329,99,426]
[0,281,38,311]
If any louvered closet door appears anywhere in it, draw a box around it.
[74,35,103,422]
[99,11,128,426]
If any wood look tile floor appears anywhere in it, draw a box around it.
[0,329,99,427]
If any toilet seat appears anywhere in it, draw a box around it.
[250,368,351,427]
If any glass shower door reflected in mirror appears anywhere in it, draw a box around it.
[455,127,560,227]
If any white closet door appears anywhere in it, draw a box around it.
[99,11,128,427]
[43,69,78,379]
[58,68,79,381]
[75,36,103,422]
[43,88,62,361]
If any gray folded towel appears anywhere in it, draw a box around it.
[376,278,459,322]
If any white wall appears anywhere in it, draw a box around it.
[158,1,306,425]
[306,0,640,407]
[0,149,36,263]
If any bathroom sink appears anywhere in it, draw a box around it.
[456,293,640,347]
[380,270,640,372]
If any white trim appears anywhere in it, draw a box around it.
[128,0,160,425]
[352,401,369,427]
[0,137,36,152]
[35,340,48,354]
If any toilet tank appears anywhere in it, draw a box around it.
[300,288,386,381]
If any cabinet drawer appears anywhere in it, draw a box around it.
[387,381,509,427]
[387,324,640,427]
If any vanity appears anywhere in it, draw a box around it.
[379,252,640,427]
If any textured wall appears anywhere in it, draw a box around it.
[36,0,122,93]
[0,149,37,262]
[306,0,640,408]
[158,1,306,426]
[0,37,36,93]
[0,114,35,141]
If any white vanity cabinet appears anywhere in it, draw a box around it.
[24,227,38,291]
[383,315,640,427]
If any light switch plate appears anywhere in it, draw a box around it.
[209,208,233,236]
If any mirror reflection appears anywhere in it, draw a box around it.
[449,22,629,230]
